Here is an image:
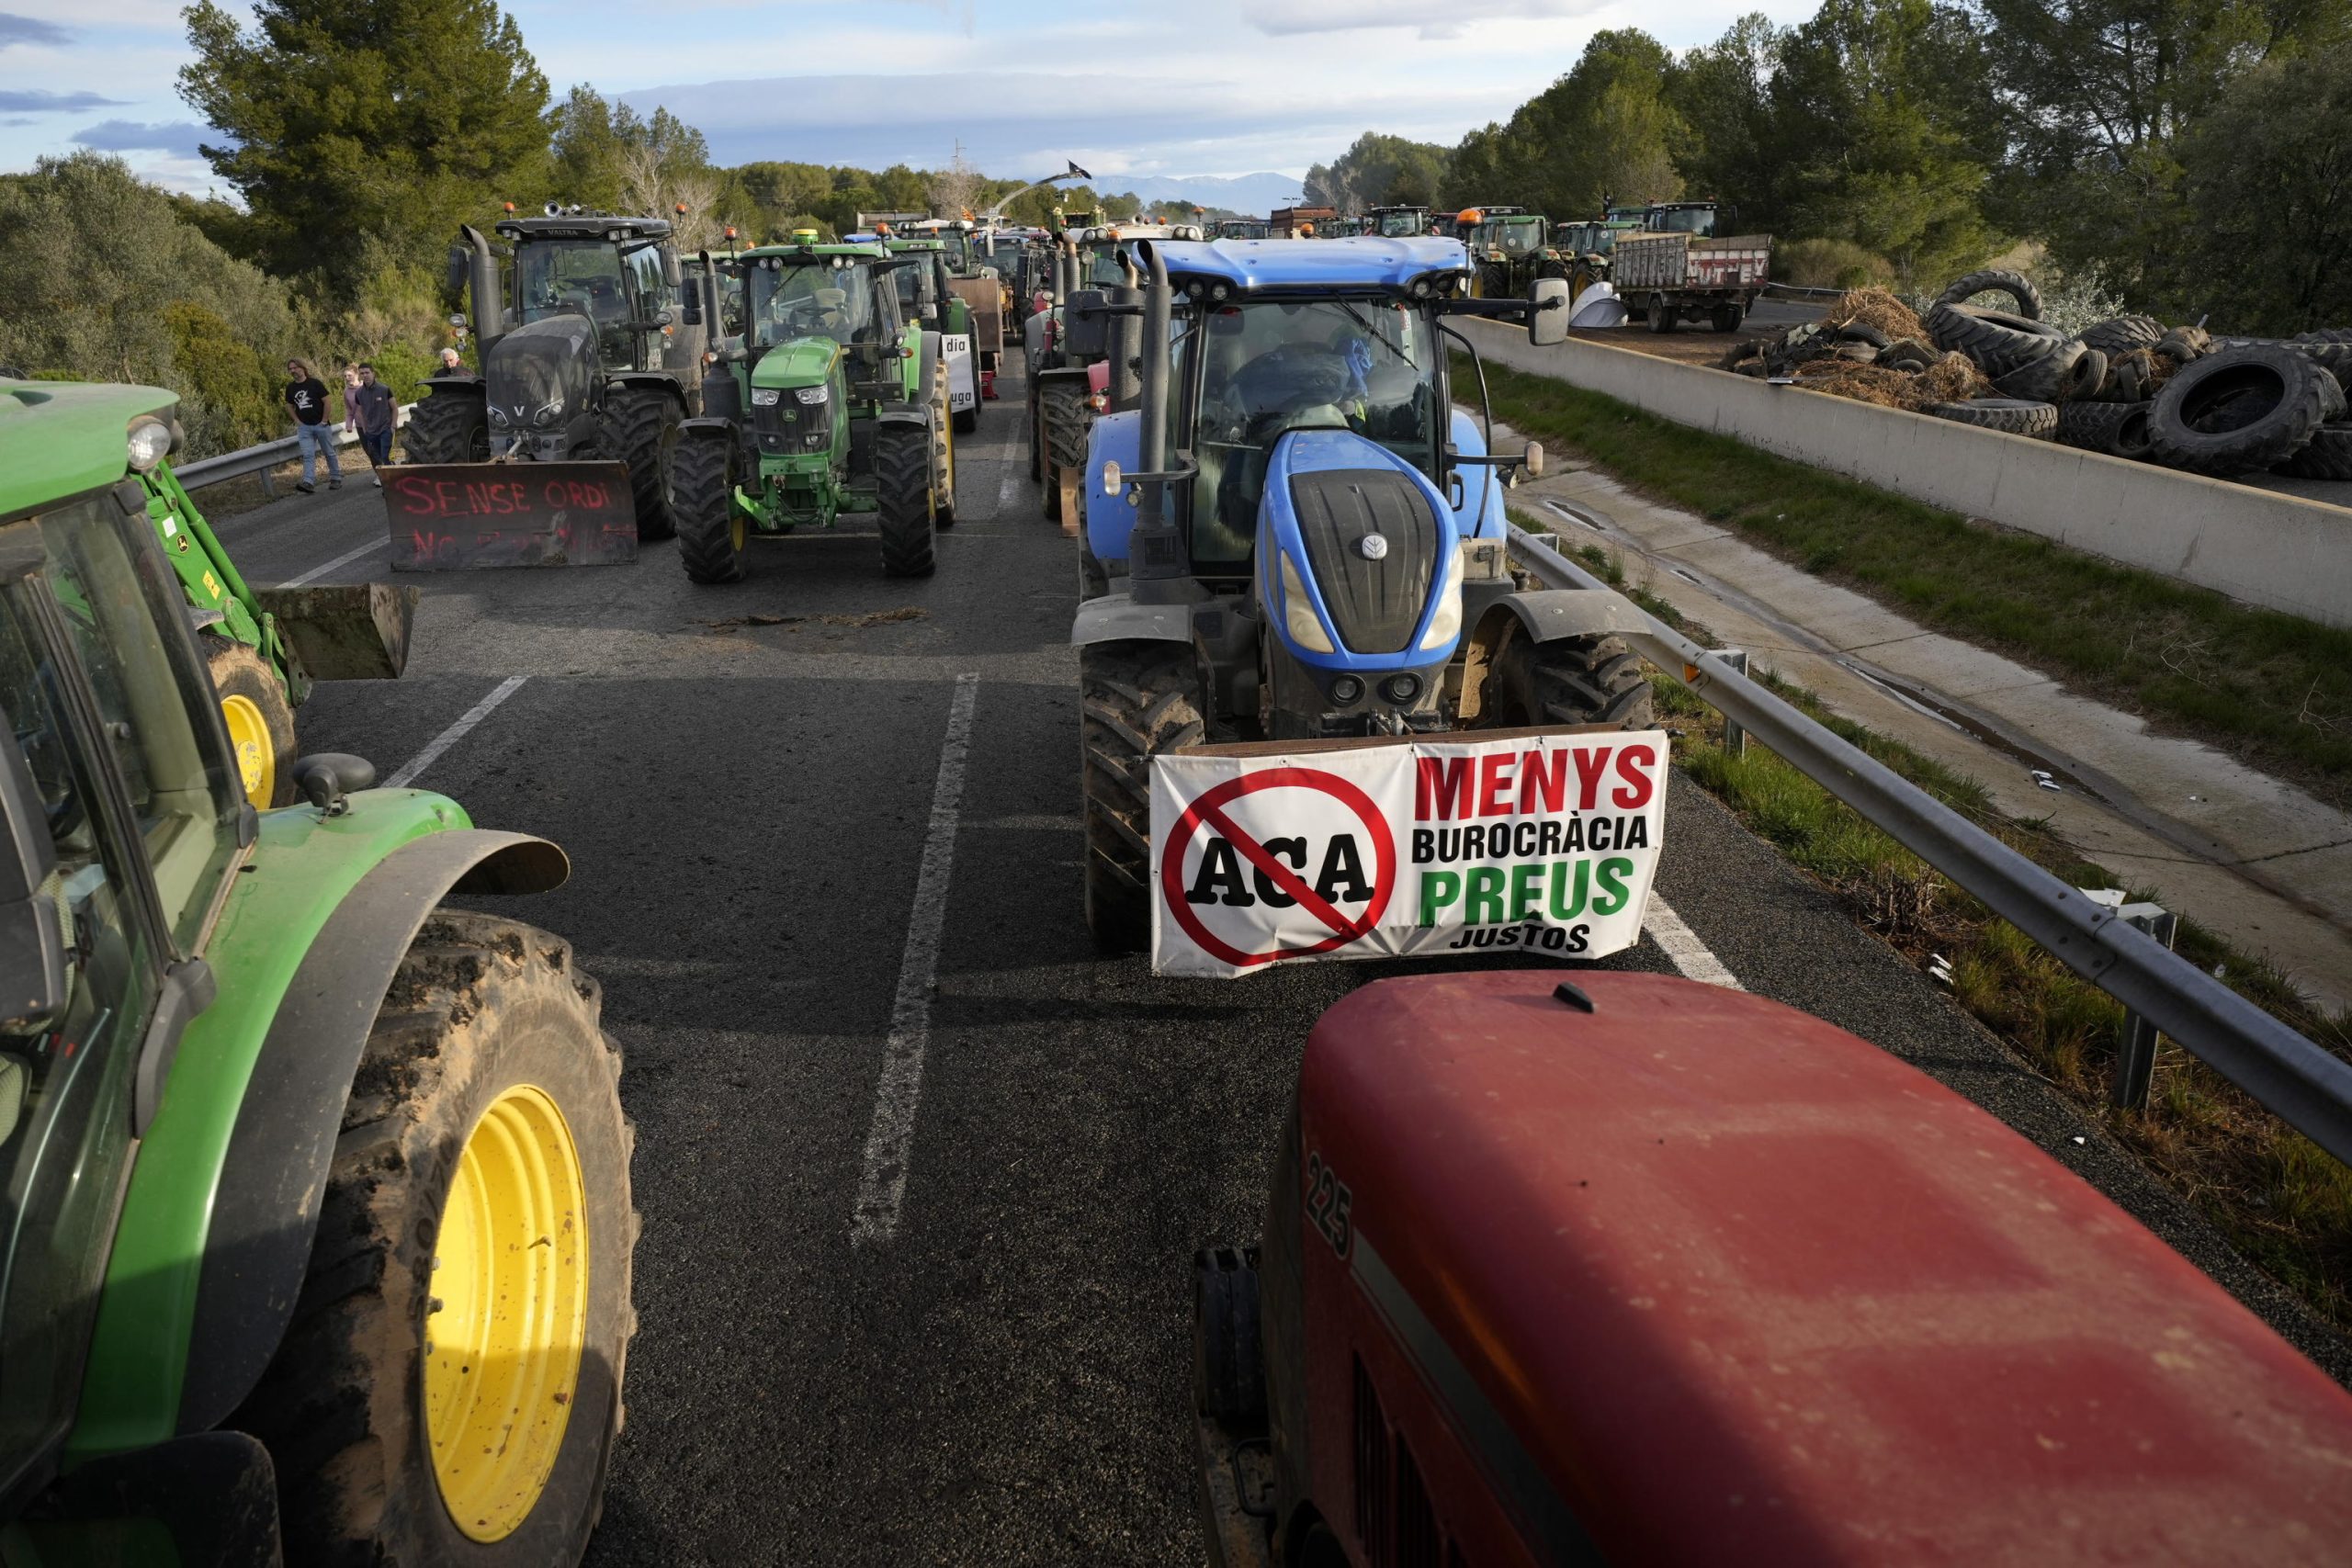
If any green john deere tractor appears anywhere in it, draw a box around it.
[670,237,956,584]
[0,377,634,1562]
[3,377,413,815]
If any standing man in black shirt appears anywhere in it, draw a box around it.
[349,364,398,486]
[283,357,343,493]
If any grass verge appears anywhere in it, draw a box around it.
[1463,354,2352,805]
[1522,520,2352,1335]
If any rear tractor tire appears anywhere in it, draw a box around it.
[1478,626,1655,731]
[401,389,489,466]
[931,355,959,527]
[1040,379,1091,525]
[876,421,938,578]
[608,390,683,541]
[206,637,297,809]
[1080,640,1205,953]
[235,909,636,1568]
[673,436,749,584]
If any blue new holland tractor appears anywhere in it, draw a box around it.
[1071,236,1657,949]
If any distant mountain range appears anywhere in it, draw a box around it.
[1101,173,1308,215]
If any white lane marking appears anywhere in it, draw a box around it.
[383,676,526,789]
[851,671,982,1245]
[279,536,389,587]
[996,393,1026,517]
[1644,894,1744,988]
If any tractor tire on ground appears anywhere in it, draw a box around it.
[1923,398,2060,438]
[608,390,683,541]
[1080,640,1204,953]
[875,422,937,578]
[401,390,489,466]
[1026,391,1043,482]
[1477,627,1654,731]
[2147,344,2346,475]
[2079,314,2165,357]
[234,909,635,1568]
[2276,423,2352,480]
[1935,268,2043,320]
[1711,302,1745,333]
[1040,379,1090,525]
[1993,340,2099,403]
[1476,263,1510,299]
[672,436,747,584]
[2290,338,2352,399]
[1925,302,2065,379]
[205,637,296,809]
[2056,399,2156,459]
[1193,1247,1265,1427]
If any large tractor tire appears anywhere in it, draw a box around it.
[1027,388,1043,482]
[1922,398,2060,438]
[235,909,636,1568]
[1039,378,1091,525]
[1934,268,2043,320]
[1477,626,1654,731]
[205,637,296,809]
[402,389,489,465]
[929,356,958,528]
[2277,423,2352,480]
[608,390,683,541]
[1080,640,1204,953]
[1925,302,2066,379]
[673,436,748,584]
[876,421,937,578]
[2147,344,2346,475]
[2056,399,2157,460]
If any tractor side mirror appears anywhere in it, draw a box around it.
[0,711,66,1035]
[662,249,684,289]
[1529,278,1570,347]
[921,304,938,321]
[1719,205,1739,236]
[1064,290,1112,358]
[445,243,469,299]
[680,288,702,327]
[1521,442,1544,479]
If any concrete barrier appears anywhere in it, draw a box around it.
[1464,322,2352,629]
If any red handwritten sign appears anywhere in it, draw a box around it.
[385,462,639,570]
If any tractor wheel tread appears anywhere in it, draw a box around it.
[1934,268,2043,320]
[1041,381,1091,469]
[875,423,937,577]
[231,909,634,1568]
[608,389,683,540]
[401,389,488,466]
[2275,423,2352,480]
[673,436,747,584]
[1080,642,1205,952]
[1479,632,1655,733]
[204,637,298,808]
[2148,344,2346,475]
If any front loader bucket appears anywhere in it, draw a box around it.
[383,462,639,570]
[254,582,419,680]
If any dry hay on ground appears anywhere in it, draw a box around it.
[1820,287,1928,344]
[1792,351,1990,410]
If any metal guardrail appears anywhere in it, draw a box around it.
[175,403,414,495]
[1509,521,2352,1165]
[1761,283,1845,303]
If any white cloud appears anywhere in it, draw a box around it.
[1247,0,1590,36]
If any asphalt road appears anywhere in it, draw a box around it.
[208,355,2349,1564]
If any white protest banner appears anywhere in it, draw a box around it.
[1150,728,1668,978]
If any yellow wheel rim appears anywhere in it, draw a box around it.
[730,511,747,552]
[220,694,274,808]
[426,1085,590,1543]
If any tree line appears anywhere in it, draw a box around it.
[1308,0,2352,333]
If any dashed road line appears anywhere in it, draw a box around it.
[383,676,526,789]
[1644,894,1744,988]
[851,672,982,1245]
[278,536,390,588]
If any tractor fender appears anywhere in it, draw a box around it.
[1448,408,1507,541]
[1071,591,1190,649]
[1084,409,1143,567]
[874,402,931,433]
[415,373,485,402]
[606,370,690,416]
[679,415,735,443]
[173,829,571,1437]
[915,331,943,409]
[1459,590,1648,723]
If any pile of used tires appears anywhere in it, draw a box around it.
[1916,270,2351,480]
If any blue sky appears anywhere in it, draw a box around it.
[0,0,1821,197]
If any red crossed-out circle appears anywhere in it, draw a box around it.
[1159,766,1396,969]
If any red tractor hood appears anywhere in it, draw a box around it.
[1294,970,2352,1564]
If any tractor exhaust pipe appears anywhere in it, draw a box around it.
[1126,240,1190,604]
[459,224,503,350]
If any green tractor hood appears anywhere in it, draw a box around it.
[0,378,176,511]
[750,338,844,392]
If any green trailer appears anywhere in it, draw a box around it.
[4,378,413,815]
[0,377,634,1562]
[671,236,954,583]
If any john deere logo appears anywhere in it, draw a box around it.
[1359,534,1389,560]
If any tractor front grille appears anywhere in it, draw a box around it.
[755,396,831,457]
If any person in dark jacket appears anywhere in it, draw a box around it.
[283,357,342,493]
[350,364,397,486]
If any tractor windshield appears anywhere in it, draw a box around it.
[893,255,940,318]
[1374,211,1425,238]
[514,240,646,366]
[1653,208,1716,236]
[747,260,879,348]
[1488,218,1545,254]
[1083,244,1132,288]
[1188,299,1440,565]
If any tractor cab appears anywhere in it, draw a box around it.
[1644,200,1731,237]
[1368,206,1432,239]
[493,210,693,380]
[1217,220,1271,242]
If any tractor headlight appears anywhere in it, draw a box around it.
[751,388,782,407]
[488,405,511,428]
[795,385,829,404]
[533,397,563,427]
[1419,541,1464,650]
[1280,550,1336,655]
[125,416,172,472]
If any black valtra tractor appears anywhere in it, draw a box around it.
[404,205,712,539]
